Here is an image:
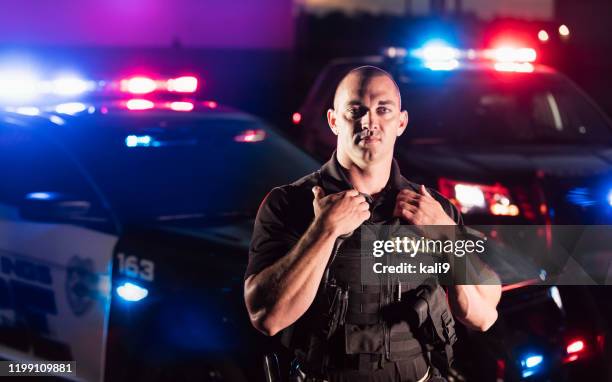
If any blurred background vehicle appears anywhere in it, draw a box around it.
[0,79,319,380]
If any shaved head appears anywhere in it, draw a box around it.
[333,66,402,110]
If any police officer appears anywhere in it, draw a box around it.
[244,66,501,381]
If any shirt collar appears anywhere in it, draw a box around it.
[319,151,406,196]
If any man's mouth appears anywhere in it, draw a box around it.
[357,130,381,143]
[358,130,373,139]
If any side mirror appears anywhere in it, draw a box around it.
[18,192,92,223]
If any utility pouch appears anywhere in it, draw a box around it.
[344,323,384,354]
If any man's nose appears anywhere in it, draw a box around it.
[359,110,378,129]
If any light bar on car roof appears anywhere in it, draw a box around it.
[119,75,198,94]
[383,41,537,72]
[0,69,199,105]
[0,71,96,102]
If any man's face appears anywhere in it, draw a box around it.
[328,73,408,165]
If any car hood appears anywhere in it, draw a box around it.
[158,219,254,251]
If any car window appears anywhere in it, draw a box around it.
[57,114,321,226]
[399,72,612,145]
[0,119,116,232]
[302,64,612,148]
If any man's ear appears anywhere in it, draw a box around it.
[397,110,409,136]
[327,108,339,135]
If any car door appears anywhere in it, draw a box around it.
[0,117,119,381]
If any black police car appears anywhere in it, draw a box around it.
[290,44,612,381]
[0,97,319,381]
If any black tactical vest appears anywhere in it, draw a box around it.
[282,173,457,378]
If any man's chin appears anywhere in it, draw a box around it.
[357,146,381,162]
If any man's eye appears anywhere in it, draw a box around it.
[348,108,363,118]
[377,107,391,114]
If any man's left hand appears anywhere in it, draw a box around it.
[394,185,456,226]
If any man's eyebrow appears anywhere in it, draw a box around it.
[377,99,397,106]
[345,100,363,107]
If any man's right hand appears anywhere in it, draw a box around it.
[312,186,370,237]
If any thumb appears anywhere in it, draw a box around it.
[312,186,325,201]
[420,184,432,197]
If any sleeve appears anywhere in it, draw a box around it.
[244,187,302,280]
[428,187,464,226]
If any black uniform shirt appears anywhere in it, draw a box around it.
[245,152,462,280]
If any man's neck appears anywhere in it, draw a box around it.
[337,151,392,196]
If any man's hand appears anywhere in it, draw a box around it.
[312,186,370,237]
[394,185,456,226]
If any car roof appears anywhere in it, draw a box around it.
[299,54,565,116]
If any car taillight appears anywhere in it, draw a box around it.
[438,178,520,216]
[563,338,587,363]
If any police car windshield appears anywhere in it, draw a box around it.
[398,71,612,146]
[61,114,320,226]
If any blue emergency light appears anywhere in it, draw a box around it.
[384,39,538,73]
[520,353,544,378]
[411,40,460,71]
[116,282,149,302]
[125,135,153,148]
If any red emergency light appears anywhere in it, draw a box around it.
[486,47,537,63]
[120,77,157,94]
[167,76,198,93]
[438,178,520,216]
[292,112,302,125]
[485,44,537,73]
[563,338,587,364]
[120,75,198,94]
[126,99,155,110]
[203,100,218,109]
[566,339,585,354]
[234,129,266,143]
[169,101,194,112]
